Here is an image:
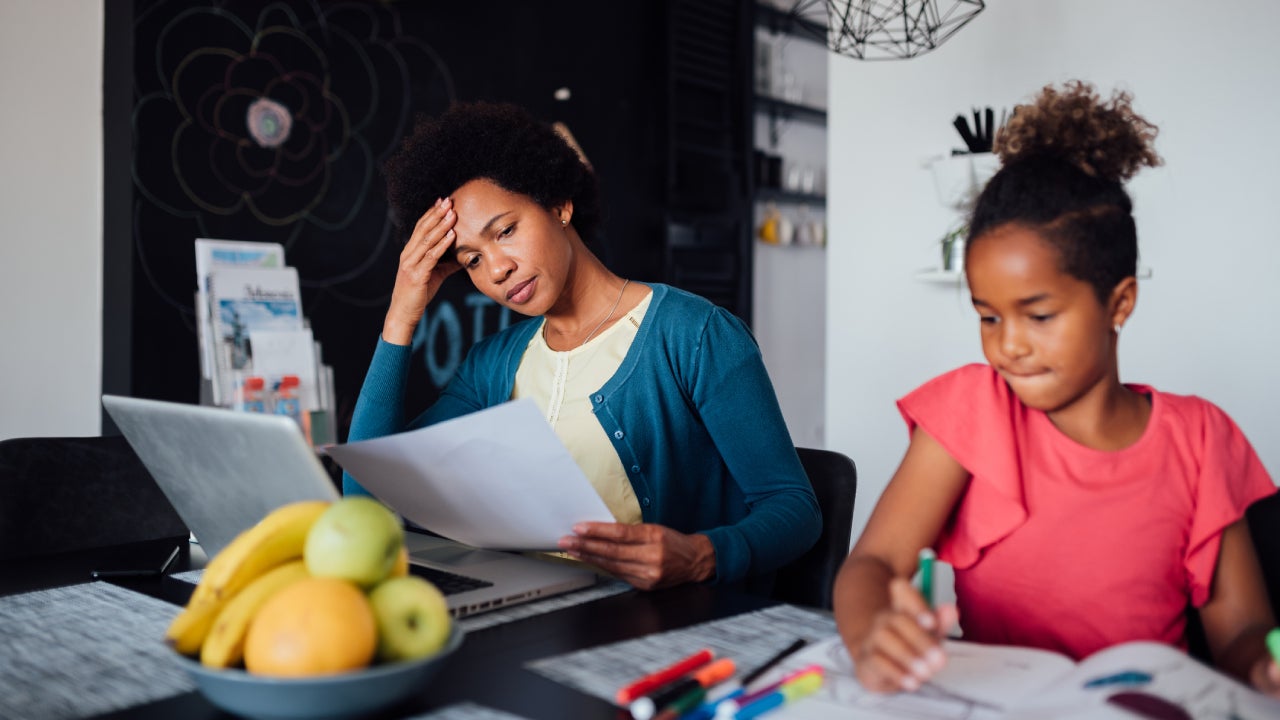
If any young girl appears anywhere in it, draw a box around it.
[833,81,1280,696]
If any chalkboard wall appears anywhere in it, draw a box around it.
[106,0,670,440]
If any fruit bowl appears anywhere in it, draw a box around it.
[172,625,464,720]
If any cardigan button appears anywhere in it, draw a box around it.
[593,394,603,403]
[631,465,640,473]
[613,430,624,439]
[641,497,651,507]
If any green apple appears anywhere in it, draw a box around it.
[368,576,452,662]
[304,497,404,587]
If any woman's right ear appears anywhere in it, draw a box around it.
[553,199,574,228]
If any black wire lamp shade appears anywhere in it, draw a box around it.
[785,0,986,60]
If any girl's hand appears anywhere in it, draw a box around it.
[1250,654,1280,697]
[383,198,461,345]
[557,522,716,590]
[853,577,959,693]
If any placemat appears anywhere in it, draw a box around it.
[0,581,193,720]
[406,701,531,719]
[171,570,632,633]
[526,603,837,704]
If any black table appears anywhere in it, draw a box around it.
[3,539,780,720]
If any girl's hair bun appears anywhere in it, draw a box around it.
[994,80,1162,183]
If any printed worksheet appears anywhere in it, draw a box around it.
[325,398,615,549]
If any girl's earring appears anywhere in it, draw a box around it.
[1114,324,1122,334]
[562,219,568,226]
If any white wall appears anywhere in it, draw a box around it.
[827,0,1280,545]
[0,1,104,439]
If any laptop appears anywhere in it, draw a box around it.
[102,395,599,617]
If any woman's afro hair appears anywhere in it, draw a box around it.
[383,101,601,244]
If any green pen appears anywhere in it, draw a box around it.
[918,548,936,610]
[1267,627,1280,664]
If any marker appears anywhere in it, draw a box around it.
[1267,627,1280,664]
[631,657,735,720]
[729,669,824,719]
[680,684,745,720]
[617,649,714,705]
[714,665,823,718]
[650,684,712,720]
[684,639,810,720]
[918,547,936,609]
[739,638,808,688]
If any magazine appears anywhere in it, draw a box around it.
[207,265,302,407]
[193,239,285,402]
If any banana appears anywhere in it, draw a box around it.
[165,597,224,656]
[200,559,310,668]
[188,525,256,605]
[192,499,330,605]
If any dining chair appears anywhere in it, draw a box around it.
[771,447,857,610]
[1246,489,1280,619]
[0,434,187,560]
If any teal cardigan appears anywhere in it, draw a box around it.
[343,283,821,584]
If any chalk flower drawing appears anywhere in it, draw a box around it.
[133,2,454,286]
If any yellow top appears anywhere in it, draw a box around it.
[512,290,653,524]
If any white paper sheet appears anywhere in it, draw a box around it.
[324,399,615,550]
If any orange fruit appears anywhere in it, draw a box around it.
[243,577,377,677]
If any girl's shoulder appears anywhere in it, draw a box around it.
[896,364,1021,465]
[1142,386,1255,450]
[902,363,1012,411]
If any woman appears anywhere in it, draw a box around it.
[344,101,820,591]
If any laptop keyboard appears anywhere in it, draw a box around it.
[409,564,495,596]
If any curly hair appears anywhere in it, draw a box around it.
[383,101,601,245]
[968,81,1163,301]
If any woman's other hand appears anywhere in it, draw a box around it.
[558,522,716,590]
[1251,651,1280,697]
[383,197,461,345]
[852,577,958,693]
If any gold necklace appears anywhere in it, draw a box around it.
[555,279,629,349]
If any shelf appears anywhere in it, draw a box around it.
[755,2,827,44]
[755,188,826,205]
[755,95,827,125]
[914,267,1154,284]
[915,269,965,284]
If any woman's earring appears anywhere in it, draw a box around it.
[1114,324,1122,334]
[561,219,568,226]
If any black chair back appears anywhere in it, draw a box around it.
[1186,489,1279,662]
[1247,490,1280,619]
[771,447,857,609]
[0,435,187,560]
